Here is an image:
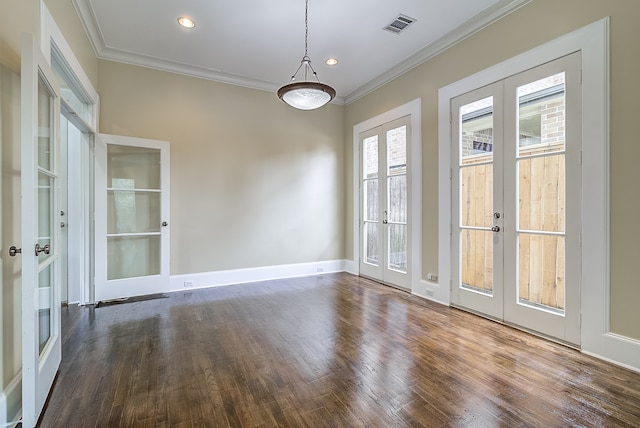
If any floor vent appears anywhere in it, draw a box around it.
[383,14,417,35]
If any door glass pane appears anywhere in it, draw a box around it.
[460,96,493,166]
[38,264,52,353]
[518,234,565,313]
[363,135,378,179]
[461,229,493,294]
[517,73,565,156]
[388,175,406,223]
[364,223,379,266]
[460,164,493,228]
[518,154,565,233]
[107,191,161,234]
[363,180,378,221]
[108,145,161,190]
[107,235,161,280]
[38,75,53,170]
[38,173,53,262]
[387,126,406,173]
[388,224,407,273]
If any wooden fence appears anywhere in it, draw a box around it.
[460,143,565,311]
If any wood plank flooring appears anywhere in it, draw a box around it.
[38,273,640,427]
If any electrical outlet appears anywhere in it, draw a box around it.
[184,281,193,287]
[427,273,438,282]
[426,289,435,297]
[317,267,324,273]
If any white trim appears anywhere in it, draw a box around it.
[70,0,529,107]
[41,2,99,131]
[352,98,422,292]
[439,18,640,372]
[170,260,349,292]
[0,372,21,427]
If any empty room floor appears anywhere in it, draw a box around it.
[39,273,640,427]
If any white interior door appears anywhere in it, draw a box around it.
[359,116,411,289]
[451,53,581,346]
[95,134,170,302]
[20,33,62,427]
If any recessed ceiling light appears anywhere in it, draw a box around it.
[178,17,195,29]
[325,58,338,66]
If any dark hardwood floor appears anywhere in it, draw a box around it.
[38,273,640,427]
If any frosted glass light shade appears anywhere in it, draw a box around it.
[277,81,336,110]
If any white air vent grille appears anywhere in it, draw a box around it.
[383,14,417,34]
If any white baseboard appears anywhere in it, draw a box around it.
[582,333,640,374]
[0,371,21,427]
[170,259,350,291]
[412,279,450,306]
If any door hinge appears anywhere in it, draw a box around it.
[579,69,583,85]
[449,112,452,124]
[449,168,453,179]
[579,150,583,165]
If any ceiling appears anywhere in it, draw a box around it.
[73,0,528,105]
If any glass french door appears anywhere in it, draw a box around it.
[21,34,62,427]
[359,116,411,289]
[95,135,170,302]
[451,53,581,346]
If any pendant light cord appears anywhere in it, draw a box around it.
[288,0,322,83]
[304,0,309,58]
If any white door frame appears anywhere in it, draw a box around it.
[42,3,99,306]
[438,19,636,367]
[352,98,422,293]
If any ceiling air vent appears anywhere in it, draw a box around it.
[383,14,417,35]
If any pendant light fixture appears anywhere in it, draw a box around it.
[277,0,336,110]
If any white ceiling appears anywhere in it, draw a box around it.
[73,0,528,104]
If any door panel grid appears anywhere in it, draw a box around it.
[360,117,410,289]
[451,53,581,345]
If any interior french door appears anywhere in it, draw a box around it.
[95,134,170,302]
[451,53,581,346]
[359,116,411,289]
[21,34,62,427]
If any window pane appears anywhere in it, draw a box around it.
[38,265,53,353]
[387,125,406,173]
[388,224,407,273]
[38,75,53,170]
[108,191,161,234]
[388,175,406,223]
[363,135,378,179]
[364,223,379,266]
[518,73,565,156]
[461,229,493,294]
[363,179,378,222]
[460,164,493,228]
[107,145,161,190]
[518,154,565,233]
[108,235,161,280]
[518,234,565,313]
[460,96,493,166]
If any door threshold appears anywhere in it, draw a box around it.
[451,303,581,351]
[359,274,411,293]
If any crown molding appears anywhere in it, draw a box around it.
[72,0,530,108]
[343,0,532,104]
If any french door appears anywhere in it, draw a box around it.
[359,116,411,289]
[21,34,62,427]
[95,134,170,302]
[451,53,581,345]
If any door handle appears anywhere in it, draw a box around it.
[9,246,21,257]
[35,243,50,256]
[162,221,168,227]
[491,226,500,232]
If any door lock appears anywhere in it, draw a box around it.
[494,212,501,219]
[491,226,501,232]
